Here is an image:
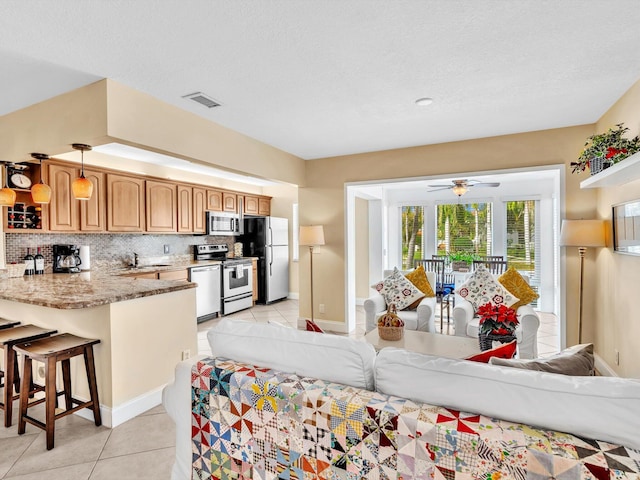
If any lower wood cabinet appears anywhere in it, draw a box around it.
[107,174,145,232]
[158,269,189,281]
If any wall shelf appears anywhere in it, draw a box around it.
[580,151,640,189]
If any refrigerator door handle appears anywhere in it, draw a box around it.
[268,245,273,276]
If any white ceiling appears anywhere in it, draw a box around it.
[1,1,640,161]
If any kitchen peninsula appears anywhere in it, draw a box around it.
[0,272,197,427]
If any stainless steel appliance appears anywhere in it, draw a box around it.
[189,264,221,322]
[241,217,289,304]
[192,244,253,316]
[206,211,243,236]
[53,245,82,273]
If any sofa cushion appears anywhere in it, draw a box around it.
[465,339,517,363]
[490,343,595,375]
[207,318,377,390]
[371,267,424,310]
[498,266,539,309]
[374,347,640,449]
[456,264,519,310]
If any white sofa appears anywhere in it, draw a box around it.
[364,269,437,333]
[163,319,640,479]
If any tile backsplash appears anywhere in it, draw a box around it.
[4,233,234,273]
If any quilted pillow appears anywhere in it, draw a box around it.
[456,264,519,311]
[498,267,539,310]
[465,340,517,363]
[490,343,595,376]
[371,267,424,311]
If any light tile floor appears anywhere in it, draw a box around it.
[1,299,559,479]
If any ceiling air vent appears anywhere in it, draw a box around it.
[182,92,221,109]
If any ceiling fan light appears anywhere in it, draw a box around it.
[0,186,17,207]
[452,184,467,196]
[31,181,51,204]
[72,175,93,200]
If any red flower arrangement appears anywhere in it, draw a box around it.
[477,302,519,335]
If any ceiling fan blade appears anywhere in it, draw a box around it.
[427,186,452,192]
[427,184,452,188]
[469,182,500,188]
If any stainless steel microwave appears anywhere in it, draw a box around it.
[206,211,243,236]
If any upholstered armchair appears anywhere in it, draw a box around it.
[452,273,540,359]
[364,270,437,333]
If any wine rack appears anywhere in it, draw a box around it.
[7,202,42,230]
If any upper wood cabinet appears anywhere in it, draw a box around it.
[146,180,177,232]
[48,164,79,231]
[193,187,207,233]
[107,174,145,232]
[177,185,193,233]
[244,195,259,215]
[206,190,222,211]
[222,192,237,213]
[258,197,271,216]
[80,169,106,231]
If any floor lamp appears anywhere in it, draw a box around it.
[559,219,605,344]
[299,225,325,322]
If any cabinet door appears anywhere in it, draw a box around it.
[244,195,259,215]
[222,192,237,212]
[177,185,193,233]
[193,187,207,233]
[146,180,177,232]
[107,174,145,232]
[80,169,106,231]
[48,164,79,231]
[158,269,189,281]
[206,190,222,211]
[258,197,271,216]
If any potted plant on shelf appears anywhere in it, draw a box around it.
[447,251,478,272]
[571,123,640,175]
[477,302,519,351]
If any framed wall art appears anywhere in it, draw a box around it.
[612,199,640,255]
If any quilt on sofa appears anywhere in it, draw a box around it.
[190,357,640,479]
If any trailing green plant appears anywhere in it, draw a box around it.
[571,123,640,174]
[447,251,479,263]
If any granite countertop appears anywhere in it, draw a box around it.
[0,271,196,310]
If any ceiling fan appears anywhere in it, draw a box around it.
[427,179,501,197]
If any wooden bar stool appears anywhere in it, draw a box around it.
[15,333,101,450]
[0,324,56,427]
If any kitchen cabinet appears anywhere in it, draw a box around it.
[107,173,145,232]
[206,189,223,211]
[258,197,271,216]
[48,164,78,231]
[3,162,46,232]
[193,187,206,233]
[159,269,189,281]
[222,192,237,212]
[80,169,106,231]
[177,185,193,233]
[145,180,177,232]
[126,272,158,280]
[252,258,258,303]
[244,195,259,215]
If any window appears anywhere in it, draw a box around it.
[401,206,423,269]
[436,203,492,256]
[506,200,539,305]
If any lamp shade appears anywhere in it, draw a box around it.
[299,225,325,246]
[72,176,93,201]
[560,219,606,247]
[31,182,51,204]
[0,186,16,207]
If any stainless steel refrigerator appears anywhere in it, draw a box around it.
[241,216,289,304]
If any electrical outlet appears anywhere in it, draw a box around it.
[164,244,170,254]
[319,303,325,314]
[182,349,191,361]
[615,349,620,365]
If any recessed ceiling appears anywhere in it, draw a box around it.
[1,1,640,160]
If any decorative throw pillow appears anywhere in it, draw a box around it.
[456,264,519,311]
[371,267,425,311]
[404,265,436,297]
[498,267,539,310]
[305,319,324,333]
[489,343,595,376]
[465,340,517,363]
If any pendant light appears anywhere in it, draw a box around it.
[71,143,93,200]
[30,153,51,204]
[0,164,16,207]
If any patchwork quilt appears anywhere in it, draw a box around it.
[191,357,640,479]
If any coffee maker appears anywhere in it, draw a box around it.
[53,245,82,273]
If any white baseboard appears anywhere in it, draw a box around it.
[594,353,618,377]
[74,385,165,428]
[288,292,299,300]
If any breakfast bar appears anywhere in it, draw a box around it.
[0,272,197,427]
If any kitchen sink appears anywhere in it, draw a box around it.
[150,264,172,267]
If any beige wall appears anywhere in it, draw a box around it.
[591,79,640,377]
[300,125,595,335]
[355,197,370,299]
